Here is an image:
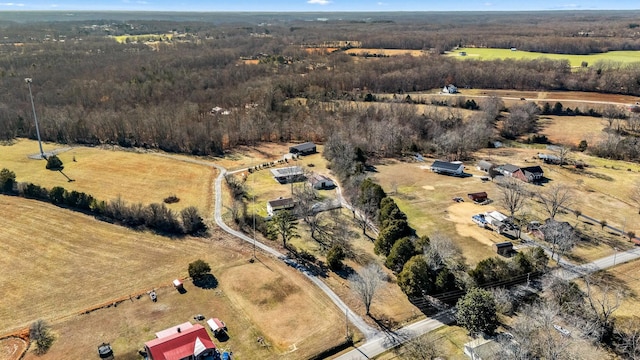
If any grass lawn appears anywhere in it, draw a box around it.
[374,325,469,360]
[597,260,640,319]
[538,115,607,146]
[370,158,505,266]
[2,195,348,360]
[448,48,640,67]
[0,139,214,215]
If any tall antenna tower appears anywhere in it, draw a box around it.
[25,78,45,159]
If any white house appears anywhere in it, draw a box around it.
[267,197,295,216]
[442,84,459,94]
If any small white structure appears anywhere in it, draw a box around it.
[309,174,335,190]
[155,321,194,339]
[442,84,459,94]
[207,318,227,336]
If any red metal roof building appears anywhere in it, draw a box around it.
[144,323,218,360]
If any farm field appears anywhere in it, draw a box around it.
[111,33,174,44]
[538,115,607,146]
[0,140,214,214]
[0,195,348,360]
[447,48,640,67]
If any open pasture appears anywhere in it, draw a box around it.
[370,159,505,266]
[1,195,348,360]
[112,33,174,44]
[538,115,607,146]
[448,48,640,67]
[0,140,213,214]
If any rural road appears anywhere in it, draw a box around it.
[151,153,379,338]
[211,164,379,340]
[444,92,635,107]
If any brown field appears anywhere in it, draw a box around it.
[0,140,214,214]
[0,338,27,360]
[370,158,504,266]
[304,47,338,54]
[597,260,640,319]
[1,195,347,360]
[538,115,607,146]
[344,48,427,57]
[462,89,640,105]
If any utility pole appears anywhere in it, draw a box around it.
[252,154,256,260]
[345,307,349,341]
[25,78,45,159]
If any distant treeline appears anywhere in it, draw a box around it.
[1,14,640,158]
[0,168,207,237]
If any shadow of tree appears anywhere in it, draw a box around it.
[193,274,218,289]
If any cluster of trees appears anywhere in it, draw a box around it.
[469,248,548,286]
[1,167,207,236]
[3,15,640,163]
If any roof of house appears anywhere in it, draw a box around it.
[155,322,193,339]
[477,160,494,169]
[522,165,544,174]
[270,166,303,177]
[290,142,316,152]
[146,324,216,360]
[538,153,560,161]
[494,241,513,248]
[431,160,463,171]
[267,197,294,208]
[501,164,521,173]
[309,174,332,185]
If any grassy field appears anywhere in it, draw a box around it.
[448,48,640,67]
[112,34,173,44]
[1,195,348,360]
[0,140,213,214]
[538,115,607,146]
[344,48,427,57]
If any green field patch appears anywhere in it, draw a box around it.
[448,48,640,67]
[112,33,174,44]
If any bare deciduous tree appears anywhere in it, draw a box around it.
[615,316,640,360]
[541,220,576,263]
[498,177,528,219]
[539,184,573,220]
[555,145,571,167]
[349,262,386,316]
[583,275,624,342]
[397,332,441,360]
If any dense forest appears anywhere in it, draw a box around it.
[1,11,640,157]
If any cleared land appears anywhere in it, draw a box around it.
[344,48,427,57]
[112,34,174,44]
[538,115,607,146]
[448,48,640,67]
[0,140,213,214]
[1,195,346,360]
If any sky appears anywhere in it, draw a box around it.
[0,0,638,12]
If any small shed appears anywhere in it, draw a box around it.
[207,318,227,336]
[467,192,488,203]
[173,279,184,291]
[289,142,316,155]
[492,242,514,256]
[477,160,494,173]
[309,174,335,190]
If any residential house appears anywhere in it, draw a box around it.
[464,338,500,360]
[442,84,459,94]
[289,142,316,155]
[267,197,295,216]
[308,174,335,190]
[521,166,544,182]
[270,166,304,183]
[430,160,464,176]
[144,323,218,360]
[499,164,544,183]
[538,153,561,164]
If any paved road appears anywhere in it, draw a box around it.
[333,310,455,360]
[211,164,379,340]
